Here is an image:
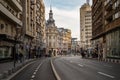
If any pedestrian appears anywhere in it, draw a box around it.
[49,50,52,57]
[80,48,85,58]
[98,47,103,61]
[18,46,24,63]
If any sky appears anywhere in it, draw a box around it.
[44,0,92,40]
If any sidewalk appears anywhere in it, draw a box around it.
[0,59,35,79]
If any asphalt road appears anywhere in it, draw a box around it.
[9,56,120,80]
[53,56,120,80]
[10,57,56,80]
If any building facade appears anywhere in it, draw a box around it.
[22,0,36,57]
[66,29,72,53]
[0,0,22,59]
[46,8,59,56]
[71,38,79,54]
[39,0,46,50]
[35,0,46,50]
[104,0,120,58]
[80,1,92,50]
[92,0,105,59]
[92,0,120,59]
[46,9,72,56]
[58,28,71,55]
[0,0,46,59]
[22,0,46,58]
[63,29,71,54]
[57,28,64,54]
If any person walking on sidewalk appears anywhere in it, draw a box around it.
[18,46,24,63]
[98,44,103,61]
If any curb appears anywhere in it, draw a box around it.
[50,59,61,80]
[86,58,120,63]
[0,59,36,80]
[104,59,120,63]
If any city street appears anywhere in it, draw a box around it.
[8,56,120,80]
[10,58,56,80]
[53,56,120,80]
[0,0,120,80]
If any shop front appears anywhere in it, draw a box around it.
[0,34,22,61]
[106,29,120,58]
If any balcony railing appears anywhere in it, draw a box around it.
[0,4,22,26]
[7,0,22,11]
[105,0,117,11]
[105,18,120,32]
[105,10,115,19]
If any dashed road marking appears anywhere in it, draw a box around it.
[31,75,35,78]
[33,72,36,75]
[30,62,43,80]
[98,72,115,78]
[6,61,36,80]
[35,69,38,72]
[51,59,61,80]
[78,64,84,67]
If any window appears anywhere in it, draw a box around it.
[115,12,119,19]
[49,42,51,47]
[0,24,4,29]
[5,24,9,32]
[49,36,51,39]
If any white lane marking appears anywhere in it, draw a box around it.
[31,62,43,80]
[6,61,36,80]
[33,72,36,75]
[51,59,61,80]
[98,72,115,78]
[35,69,38,72]
[103,65,112,68]
[36,68,39,70]
[78,64,84,67]
[31,75,35,78]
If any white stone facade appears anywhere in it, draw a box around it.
[80,3,92,50]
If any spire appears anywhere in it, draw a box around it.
[47,0,55,24]
[50,4,52,11]
[50,0,52,10]
[49,0,52,13]
[86,0,89,4]
[49,0,53,20]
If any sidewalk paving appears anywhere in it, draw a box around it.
[0,59,35,79]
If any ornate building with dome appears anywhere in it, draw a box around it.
[46,8,59,56]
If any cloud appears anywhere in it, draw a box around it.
[45,6,80,40]
[44,0,90,10]
[44,0,92,40]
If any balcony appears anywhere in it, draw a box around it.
[0,4,22,26]
[105,18,120,32]
[105,10,115,19]
[92,1,102,16]
[115,5,120,13]
[92,11,102,23]
[7,0,22,11]
[105,1,113,11]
